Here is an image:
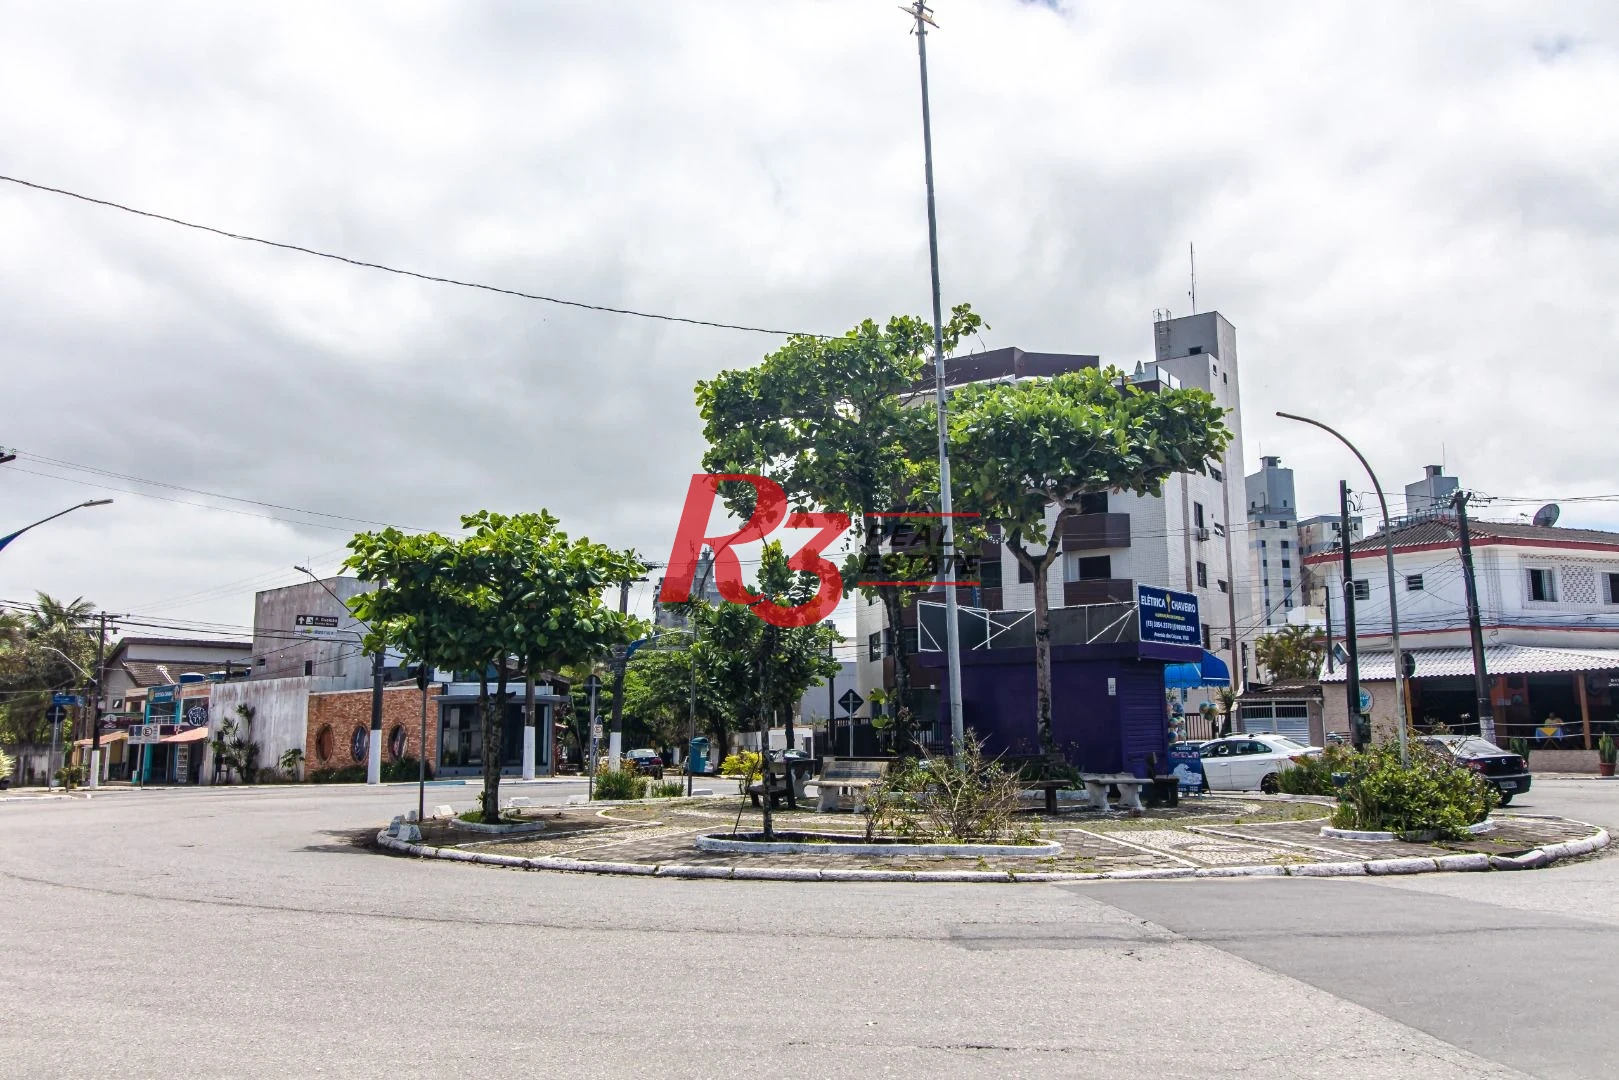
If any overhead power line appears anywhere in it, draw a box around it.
[0,173,819,338]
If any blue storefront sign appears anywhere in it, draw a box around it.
[149,686,177,705]
[1168,742,1205,793]
[1137,585,1200,647]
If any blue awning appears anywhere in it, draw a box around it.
[1164,649,1231,689]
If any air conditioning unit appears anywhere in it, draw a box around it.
[1195,527,1210,542]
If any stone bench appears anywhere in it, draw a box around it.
[811,757,889,813]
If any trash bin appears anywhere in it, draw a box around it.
[688,736,710,776]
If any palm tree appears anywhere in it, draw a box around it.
[25,593,94,637]
[1254,625,1326,681]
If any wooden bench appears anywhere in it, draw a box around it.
[811,757,888,813]
[748,760,813,809]
[1005,753,1078,813]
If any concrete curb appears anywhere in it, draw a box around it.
[693,831,1063,858]
[374,824,1610,884]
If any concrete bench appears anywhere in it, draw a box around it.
[812,757,889,813]
[1080,773,1149,813]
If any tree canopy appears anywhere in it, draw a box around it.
[346,511,641,817]
[0,594,97,746]
[695,305,982,721]
[950,368,1232,750]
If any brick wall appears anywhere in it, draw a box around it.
[306,685,440,774]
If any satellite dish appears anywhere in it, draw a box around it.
[1532,504,1561,528]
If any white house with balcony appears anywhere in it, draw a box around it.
[1304,514,1619,770]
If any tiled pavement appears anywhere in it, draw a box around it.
[419,795,1607,877]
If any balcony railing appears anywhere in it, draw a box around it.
[1061,513,1131,551]
[1063,578,1137,605]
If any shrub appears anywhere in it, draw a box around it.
[719,751,762,779]
[1509,737,1531,765]
[1276,746,1353,796]
[381,756,431,782]
[54,763,87,790]
[1599,732,1616,765]
[593,768,647,800]
[0,747,13,781]
[864,736,1032,844]
[1329,741,1495,839]
[651,781,685,798]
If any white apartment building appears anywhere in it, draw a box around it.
[854,312,1251,722]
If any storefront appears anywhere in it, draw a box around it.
[434,684,568,777]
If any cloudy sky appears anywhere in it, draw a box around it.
[1,0,1615,646]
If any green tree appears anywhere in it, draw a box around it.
[0,593,97,745]
[1254,625,1326,681]
[687,544,841,835]
[349,512,639,819]
[950,368,1232,750]
[696,306,982,732]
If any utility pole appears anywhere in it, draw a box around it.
[369,651,384,785]
[1340,481,1363,747]
[905,0,965,756]
[1453,490,1494,743]
[87,611,108,788]
[607,643,628,769]
[1323,584,1334,674]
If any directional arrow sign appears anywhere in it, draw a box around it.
[838,689,864,715]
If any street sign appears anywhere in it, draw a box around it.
[51,693,82,707]
[46,704,67,726]
[1358,687,1374,714]
[294,614,349,640]
[128,724,161,745]
[838,689,864,715]
[583,675,603,694]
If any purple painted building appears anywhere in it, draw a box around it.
[917,588,1204,777]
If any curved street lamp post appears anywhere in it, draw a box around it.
[1276,412,1409,764]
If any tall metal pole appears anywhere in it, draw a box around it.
[88,611,108,789]
[1277,412,1408,763]
[908,0,965,755]
[1453,491,1494,743]
[1340,482,1363,748]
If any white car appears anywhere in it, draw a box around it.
[1195,734,1322,793]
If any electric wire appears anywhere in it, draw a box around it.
[0,173,819,338]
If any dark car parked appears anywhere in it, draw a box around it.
[625,749,664,779]
[1420,735,1532,805]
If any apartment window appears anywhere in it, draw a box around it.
[868,632,882,662]
[1406,574,1425,592]
[1209,467,1223,482]
[1217,579,1229,594]
[1213,522,1226,537]
[1201,623,1212,649]
[1078,491,1108,515]
[1280,539,1291,549]
[1527,568,1557,603]
[1193,503,1206,529]
[1260,539,1267,548]
[1607,572,1619,604]
[1074,555,1112,581]
[303,660,314,676]
[1196,562,1208,587]
[1280,559,1291,568]
[1282,578,1292,591]
[1351,579,1370,601]
[1017,560,1033,584]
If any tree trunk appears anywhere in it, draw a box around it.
[479,669,500,819]
[1009,530,1064,754]
[878,586,914,756]
[758,702,774,840]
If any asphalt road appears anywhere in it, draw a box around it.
[2,778,1616,1079]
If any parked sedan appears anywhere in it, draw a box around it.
[1418,735,1531,805]
[625,749,664,779]
[1196,734,1321,793]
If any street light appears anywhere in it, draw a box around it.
[1276,412,1409,764]
[0,499,113,553]
[294,566,387,785]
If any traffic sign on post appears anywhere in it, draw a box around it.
[1401,651,1417,679]
[838,689,864,715]
[46,704,68,727]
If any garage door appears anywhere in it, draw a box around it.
[1239,702,1311,741]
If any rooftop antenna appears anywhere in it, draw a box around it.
[1188,241,1197,314]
